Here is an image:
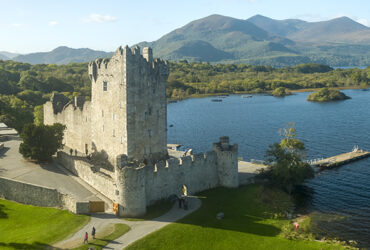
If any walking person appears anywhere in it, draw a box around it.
[92,226,96,239]
[83,232,88,244]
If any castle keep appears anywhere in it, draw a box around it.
[44,46,239,217]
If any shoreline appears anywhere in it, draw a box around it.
[168,85,369,103]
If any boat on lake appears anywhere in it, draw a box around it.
[242,95,253,98]
[211,99,223,102]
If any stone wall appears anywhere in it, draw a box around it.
[0,176,89,214]
[0,176,62,207]
[57,151,116,201]
[113,137,239,217]
[44,97,91,154]
[88,46,169,165]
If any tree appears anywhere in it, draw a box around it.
[259,124,314,194]
[33,105,44,125]
[19,123,66,162]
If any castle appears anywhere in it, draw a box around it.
[44,45,239,217]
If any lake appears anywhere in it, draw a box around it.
[167,89,370,247]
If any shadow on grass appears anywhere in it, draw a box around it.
[145,185,285,237]
[0,204,8,219]
[0,242,60,250]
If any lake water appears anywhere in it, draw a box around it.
[167,89,370,247]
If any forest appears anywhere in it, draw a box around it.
[0,59,369,132]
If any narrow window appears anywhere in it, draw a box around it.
[120,136,123,144]
[148,107,152,115]
[112,113,115,120]
[102,110,104,117]
[144,112,147,120]
[103,81,108,91]
[113,129,115,137]
[120,101,124,109]
[148,130,152,137]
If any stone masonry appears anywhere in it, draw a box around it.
[44,45,239,217]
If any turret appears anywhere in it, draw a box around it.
[213,136,239,188]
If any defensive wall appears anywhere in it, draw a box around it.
[0,176,89,214]
[57,136,238,217]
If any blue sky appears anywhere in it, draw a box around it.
[1,0,369,53]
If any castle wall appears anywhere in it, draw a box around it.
[89,53,128,165]
[88,46,169,165]
[0,176,89,214]
[44,100,91,154]
[125,47,169,163]
[144,151,219,205]
[57,152,116,201]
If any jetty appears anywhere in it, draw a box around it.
[310,146,370,170]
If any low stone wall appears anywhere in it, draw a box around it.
[57,151,115,201]
[0,176,62,207]
[0,176,89,214]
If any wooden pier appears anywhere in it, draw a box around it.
[311,149,370,170]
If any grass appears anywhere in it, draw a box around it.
[72,223,130,250]
[124,200,174,221]
[126,184,348,250]
[0,199,89,250]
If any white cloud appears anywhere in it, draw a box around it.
[48,21,58,26]
[11,23,22,27]
[82,14,118,23]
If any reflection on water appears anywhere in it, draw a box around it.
[168,89,370,247]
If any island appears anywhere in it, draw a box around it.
[307,88,350,102]
[272,87,292,97]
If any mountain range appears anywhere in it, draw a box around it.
[1,14,369,66]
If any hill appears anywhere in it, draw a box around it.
[0,51,20,59]
[2,14,370,66]
[138,14,298,64]
[13,46,112,65]
[138,14,370,66]
[0,54,9,60]
[248,15,370,44]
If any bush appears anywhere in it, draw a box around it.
[19,123,66,162]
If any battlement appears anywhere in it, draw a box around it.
[48,93,87,115]
[213,136,238,152]
[88,45,169,83]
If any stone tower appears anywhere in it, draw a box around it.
[88,46,169,165]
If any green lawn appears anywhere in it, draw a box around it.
[126,185,347,250]
[0,199,89,249]
[72,223,130,250]
[124,200,174,221]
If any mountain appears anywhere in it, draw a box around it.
[4,14,370,66]
[13,46,113,65]
[287,17,370,44]
[247,14,307,37]
[0,54,9,60]
[138,14,298,63]
[248,15,370,44]
[0,51,21,59]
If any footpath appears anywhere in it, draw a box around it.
[54,197,201,249]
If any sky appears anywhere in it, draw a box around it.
[1,0,369,54]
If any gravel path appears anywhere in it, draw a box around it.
[54,197,201,249]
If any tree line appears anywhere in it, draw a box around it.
[0,59,369,132]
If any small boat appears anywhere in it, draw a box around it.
[242,95,252,98]
[211,99,223,102]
